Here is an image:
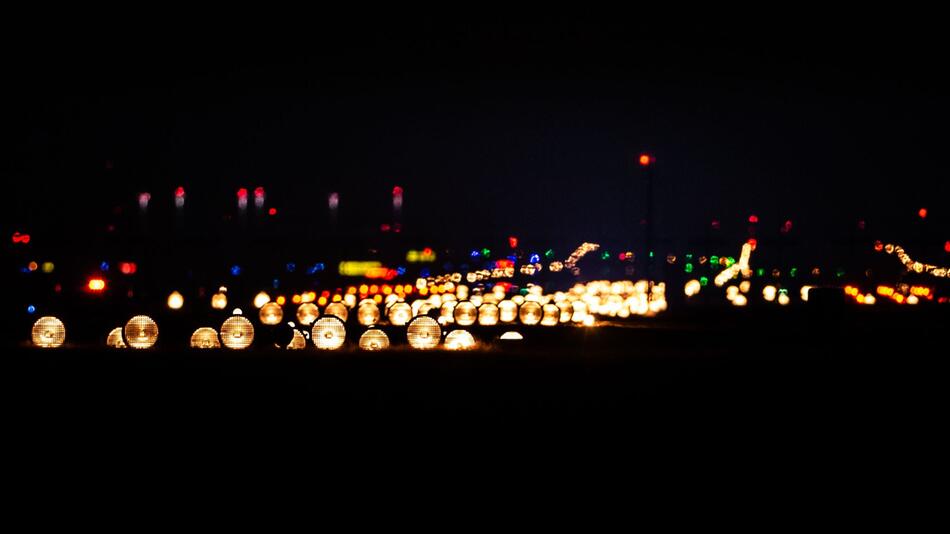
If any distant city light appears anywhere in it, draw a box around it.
[748,214,759,224]
[638,154,652,166]
[918,208,928,219]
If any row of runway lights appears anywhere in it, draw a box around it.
[28,280,668,349]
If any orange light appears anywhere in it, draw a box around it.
[638,154,651,166]
[276,296,286,306]
[347,286,357,295]
[359,284,369,294]
[87,278,106,292]
[317,296,328,306]
[382,285,392,295]
[331,294,342,303]
[292,294,302,305]
[918,208,928,219]
[747,238,757,250]
[876,286,894,297]
[373,294,382,303]
[369,284,379,295]
[894,294,905,304]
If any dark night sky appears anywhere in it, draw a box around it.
[4,14,948,254]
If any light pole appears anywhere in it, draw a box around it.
[639,153,655,274]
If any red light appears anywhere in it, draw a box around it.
[857,220,866,231]
[711,220,720,230]
[87,278,106,292]
[175,186,185,198]
[747,238,757,250]
[748,215,759,224]
[509,236,518,249]
[945,241,950,254]
[11,232,30,244]
[380,224,391,232]
[254,187,265,199]
[119,262,137,275]
[237,188,248,199]
[639,154,652,166]
[422,247,433,256]
[919,208,928,219]
[393,186,403,196]
[268,208,277,216]
[781,220,793,233]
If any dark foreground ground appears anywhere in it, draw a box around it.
[6,307,947,431]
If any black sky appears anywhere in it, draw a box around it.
[4,14,948,254]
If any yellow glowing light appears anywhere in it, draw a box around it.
[253,291,271,309]
[498,300,518,323]
[212,291,228,310]
[518,301,542,325]
[276,296,286,306]
[478,303,499,326]
[777,293,790,306]
[190,327,221,349]
[439,301,457,324]
[739,280,751,294]
[570,301,588,323]
[541,303,560,326]
[906,295,919,305]
[296,303,320,325]
[338,261,383,277]
[407,316,441,350]
[259,302,283,325]
[453,301,477,326]
[167,291,184,310]
[684,279,701,297]
[124,315,159,349]
[499,331,523,341]
[357,302,380,326]
[863,294,877,305]
[732,294,748,307]
[583,315,595,326]
[359,328,390,351]
[220,316,254,349]
[32,316,66,348]
[312,316,346,350]
[324,302,348,322]
[800,286,812,302]
[287,329,307,350]
[444,329,476,350]
[388,302,412,326]
[762,285,777,302]
[42,262,55,273]
[106,327,126,348]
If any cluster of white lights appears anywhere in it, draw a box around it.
[883,244,949,278]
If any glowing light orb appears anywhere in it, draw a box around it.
[444,329,476,350]
[31,316,65,348]
[220,316,254,350]
[453,301,477,326]
[296,303,320,325]
[388,302,412,326]
[312,316,346,350]
[124,315,159,349]
[167,291,184,310]
[253,292,271,309]
[778,293,790,306]
[211,291,228,310]
[499,331,523,341]
[325,302,348,322]
[190,327,221,349]
[478,303,499,326]
[498,300,518,323]
[684,279,701,297]
[106,327,127,348]
[518,301,542,325]
[357,302,381,326]
[541,303,560,326]
[259,302,284,325]
[407,316,441,350]
[763,285,777,302]
[359,328,390,351]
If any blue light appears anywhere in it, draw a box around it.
[397,266,407,275]
[286,263,296,273]
[100,261,110,272]
[420,268,431,278]
[27,305,36,314]
[470,250,480,258]
[506,254,517,263]
[230,265,242,276]
[528,253,540,264]
[273,278,280,289]
[20,266,30,274]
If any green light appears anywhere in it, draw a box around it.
[685,253,693,261]
[778,288,788,295]
[836,268,845,278]
[699,276,709,287]
[519,287,529,295]
[710,255,719,265]
[601,251,610,260]
[684,263,694,273]
[482,248,491,257]
[725,257,735,267]
[544,249,554,259]
[790,267,798,278]
[649,251,654,258]
[756,268,765,277]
